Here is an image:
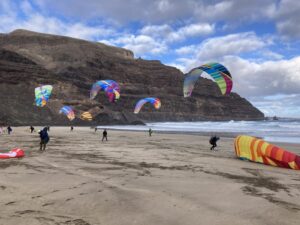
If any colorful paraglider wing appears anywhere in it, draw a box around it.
[105,87,120,102]
[35,85,53,107]
[59,106,75,121]
[80,112,93,121]
[90,81,104,100]
[90,80,120,100]
[134,97,161,114]
[234,135,300,170]
[105,80,120,92]
[183,62,233,97]
[183,68,203,97]
[113,89,120,101]
[199,62,232,95]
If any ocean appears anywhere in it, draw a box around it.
[97,119,300,144]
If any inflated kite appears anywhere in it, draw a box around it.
[183,62,232,97]
[80,111,93,121]
[59,106,75,121]
[90,80,120,102]
[134,97,161,114]
[35,85,53,107]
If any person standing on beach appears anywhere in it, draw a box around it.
[70,126,74,132]
[47,126,50,132]
[102,129,108,141]
[95,127,97,132]
[30,126,35,133]
[39,127,50,151]
[209,136,220,150]
[148,128,153,137]
[7,126,12,135]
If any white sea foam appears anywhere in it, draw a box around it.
[97,119,300,144]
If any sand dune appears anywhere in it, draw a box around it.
[0,127,299,225]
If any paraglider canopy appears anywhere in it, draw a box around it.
[59,106,75,121]
[90,80,120,102]
[35,85,53,107]
[235,135,300,170]
[183,62,232,97]
[134,97,161,114]
[0,148,25,159]
[80,111,93,121]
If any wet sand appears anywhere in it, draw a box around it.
[0,127,299,225]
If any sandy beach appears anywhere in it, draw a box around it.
[0,127,299,225]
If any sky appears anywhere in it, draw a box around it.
[1,0,300,118]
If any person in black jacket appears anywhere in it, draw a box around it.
[102,129,108,142]
[148,128,153,137]
[39,127,50,151]
[209,136,220,150]
[30,126,35,133]
[7,126,12,135]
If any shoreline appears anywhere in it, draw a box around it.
[95,126,300,145]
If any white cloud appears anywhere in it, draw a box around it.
[175,45,198,55]
[167,23,214,42]
[156,0,172,12]
[250,94,300,117]
[31,0,300,42]
[172,32,270,72]
[194,0,276,24]
[197,32,267,61]
[0,1,115,40]
[20,0,34,15]
[104,34,167,56]
[33,0,276,26]
[140,24,173,39]
[261,50,284,60]
[269,0,300,39]
[33,0,196,23]
[104,22,214,57]
[222,56,300,97]
[140,23,214,43]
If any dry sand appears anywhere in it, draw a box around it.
[0,127,299,225]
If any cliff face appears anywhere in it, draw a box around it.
[0,29,264,125]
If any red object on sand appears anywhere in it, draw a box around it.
[0,148,25,159]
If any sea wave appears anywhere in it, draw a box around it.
[97,120,300,144]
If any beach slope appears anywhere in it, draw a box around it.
[0,127,299,225]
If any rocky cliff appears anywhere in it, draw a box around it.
[0,29,264,126]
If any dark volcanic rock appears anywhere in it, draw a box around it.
[0,29,264,125]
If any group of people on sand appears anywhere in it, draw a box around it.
[5,125,220,151]
[36,126,109,151]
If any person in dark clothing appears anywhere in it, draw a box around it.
[209,136,220,150]
[148,128,153,137]
[95,127,97,132]
[39,127,50,151]
[30,126,35,133]
[70,126,74,132]
[47,126,50,132]
[7,126,12,135]
[102,129,108,141]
